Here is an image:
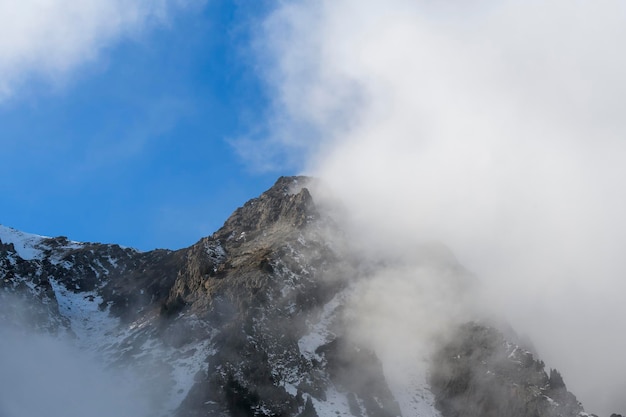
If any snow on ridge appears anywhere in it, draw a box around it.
[0,224,85,262]
[0,224,48,260]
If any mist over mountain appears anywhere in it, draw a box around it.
[0,176,620,417]
[247,2,626,415]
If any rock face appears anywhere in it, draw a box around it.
[430,323,588,417]
[0,176,616,417]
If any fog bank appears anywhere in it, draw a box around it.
[0,326,152,417]
[255,1,626,415]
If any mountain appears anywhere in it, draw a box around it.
[0,176,613,417]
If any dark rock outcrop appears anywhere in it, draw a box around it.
[430,323,584,417]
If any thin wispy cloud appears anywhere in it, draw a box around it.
[256,0,626,414]
[0,0,195,101]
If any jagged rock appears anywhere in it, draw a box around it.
[430,323,584,417]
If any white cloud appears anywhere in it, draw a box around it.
[0,0,193,100]
[257,0,626,414]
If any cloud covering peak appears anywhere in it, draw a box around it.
[254,1,626,414]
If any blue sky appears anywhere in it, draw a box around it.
[0,1,292,250]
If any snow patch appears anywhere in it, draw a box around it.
[298,290,347,360]
[386,360,442,417]
[164,336,215,413]
[47,277,215,416]
[311,386,352,417]
[544,395,559,407]
[48,278,119,351]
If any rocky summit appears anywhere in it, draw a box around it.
[0,176,615,417]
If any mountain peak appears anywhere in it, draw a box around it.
[214,175,318,243]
